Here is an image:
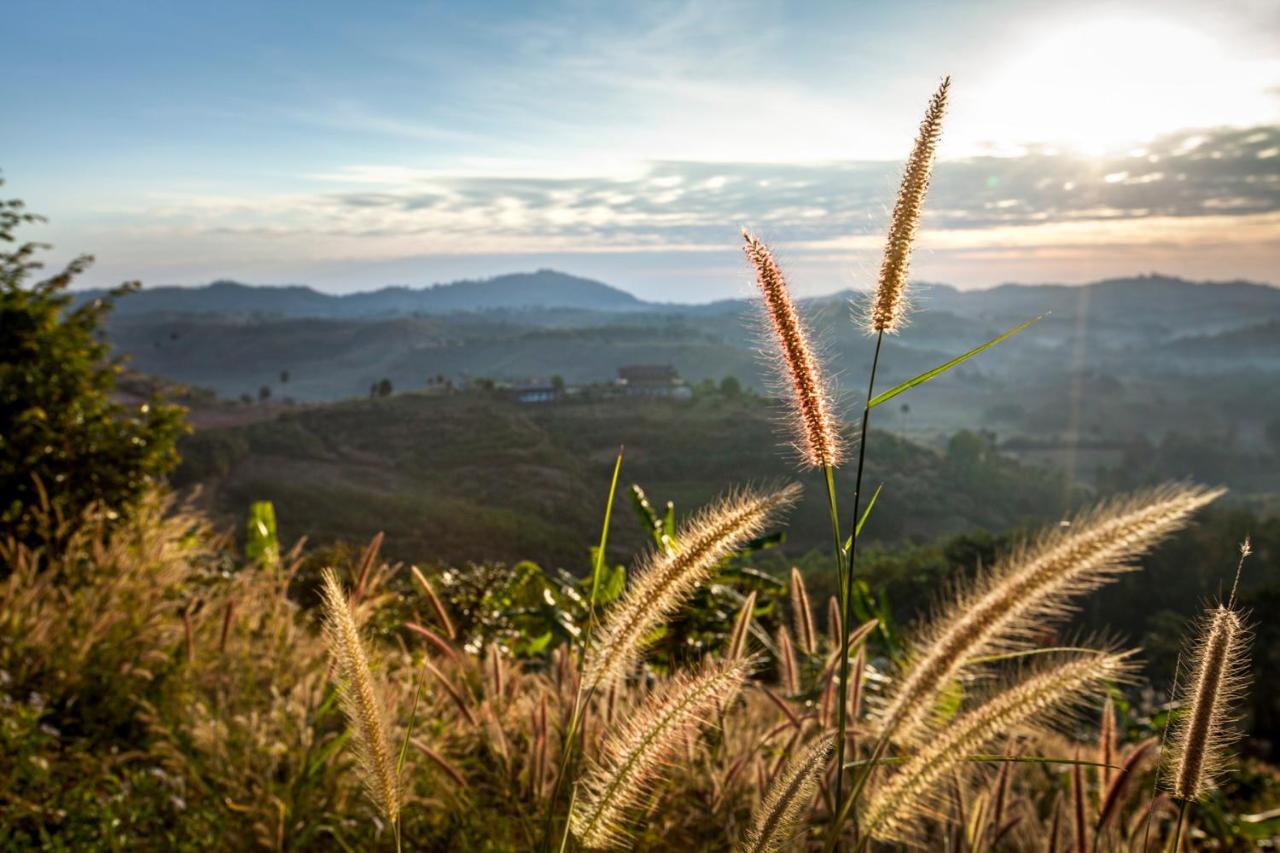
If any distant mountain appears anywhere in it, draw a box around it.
[77,270,1278,326]
[918,275,1280,334]
[75,269,647,318]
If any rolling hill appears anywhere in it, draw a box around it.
[172,392,1069,569]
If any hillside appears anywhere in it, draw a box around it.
[173,392,1069,569]
[100,271,1280,509]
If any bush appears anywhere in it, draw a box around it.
[0,184,186,545]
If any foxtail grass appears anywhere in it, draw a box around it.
[742,229,844,470]
[879,485,1222,745]
[319,568,400,842]
[581,484,799,695]
[790,567,817,655]
[740,734,834,853]
[861,653,1134,845]
[862,76,949,336]
[569,658,752,849]
[832,78,952,824]
[726,590,758,660]
[1098,695,1116,790]
[1165,605,1250,804]
[776,625,800,696]
[410,564,455,640]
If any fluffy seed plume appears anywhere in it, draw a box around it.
[1099,695,1117,790]
[789,567,817,655]
[880,485,1222,744]
[1165,605,1251,802]
[743,230,845,469]
[776,625,800,696]
[739,734,833,853]
[570,658,751,849]
[319,568,399,826]
[726,590,757,660]
[864,76,949,335]
[410,563,455,640]
[865,653,1134,844]
[583,484,800,694]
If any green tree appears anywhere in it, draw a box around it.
[0,183,187,543]
[719,375,742,397]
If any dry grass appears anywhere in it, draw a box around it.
[0,490,1254,850]
[879,485,1223,745]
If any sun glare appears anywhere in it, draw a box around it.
[968,16,1279,156]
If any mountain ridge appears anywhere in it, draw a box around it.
[75,270,1280,319]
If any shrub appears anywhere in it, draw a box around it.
[0,183,186,545]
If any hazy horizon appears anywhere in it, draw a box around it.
[68,266,1280,305]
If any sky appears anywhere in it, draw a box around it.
[4,0,1279,301]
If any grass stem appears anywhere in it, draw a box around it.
[833,330,884,842]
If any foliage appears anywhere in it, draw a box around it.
[0,184,186,545]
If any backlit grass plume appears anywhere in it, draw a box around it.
[582,484,799,694]
[1165,605,1250,803]
[570,658,752,849]
[740,734,833,853]
[863,76,949,335]
[864,653,1134,844]
[726,590,757,660]
[742,230,845,469]
[880,485,1222,744]
[789,567,817,655]
[319,568,400,830]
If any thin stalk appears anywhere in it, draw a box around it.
[1143,652,1182,853]
[1171,799,1189,852]
[546,448,623,851]
[834,330,884,838]
[822,463,849,834]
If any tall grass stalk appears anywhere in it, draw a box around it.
[568,659,751,849]
[318,568,401,851]
[546,448,622,850]
[830,76,949,834]
[857,652,1133,846]
[741,734,834,853]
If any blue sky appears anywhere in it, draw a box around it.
[5,0,1279,300]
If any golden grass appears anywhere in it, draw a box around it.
[569,658,752,849]
[863,76,949,335]
[742,229,846,469]
[582,484,799,695]
[880,485,1222,744]
[1166,606,1250,802]
[319,568,400,829]
[864,653,1135,844]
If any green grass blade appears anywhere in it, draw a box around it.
[843,482,883,553]
[868,314,1046,409]
[397,666,429,776]
[588,447,624,612]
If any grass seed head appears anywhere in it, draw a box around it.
[880,484,1221,744]
[864,76,950,335]
[319,568,400,827]
[570,658,752,849]
[1166,605,1251,802]
[583,483,800,694]
[743,230,846,469]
